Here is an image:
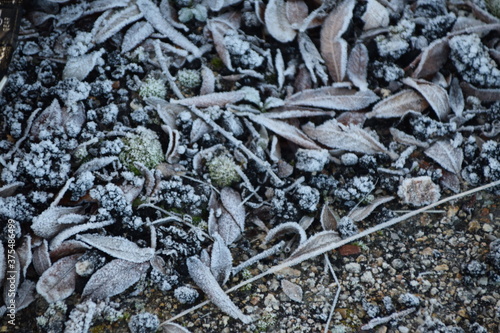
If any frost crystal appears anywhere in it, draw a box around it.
[398,293,420,307]
[177,69,202,89]
[338,216,358,239]
[295,149,329,172]
[207,154,241,187]
[449,34,500,88]
[90,183,132,218]
[397,176,440,206]
[174,286,199,304]
[128,312,160,333]
[139,77,167,99]
[119,126,165,174]
[294,185,320,212]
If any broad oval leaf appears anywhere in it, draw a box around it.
[286,0,308,26]
[187,256,252,324]
[210,234,233,285]
[33,239,51,276]
[161,322,192,333]
[220,187,246,231]
[281,279,303,302]
[424,141,463,175]
[77,234,154,263]
[402,78,450,120]
[361,0,390,30]
[412,38,450,79]
[320,202,338,231]
[265,0,296,43]
[347,43,369,91]
[366,90,429,119]
[36,254,80,303]
[82,259,150,300]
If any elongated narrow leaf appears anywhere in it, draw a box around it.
[122,21,155,53]
[210,234,233,285]
[33,239,51,275]
[286,231,341,264]
[265,0,296,43]
[348,196,394,222]
[449,77,464,117]
[93,5,143,44]
[36,254,80,303]
[137,0,202,57]
[187,256,252,324]
[298,32,328,85]
[424,141,463,175]
[402,78,450,120]
[63,49,105,81]
[347,43,369,91]
[412,38,450,79]
[366,90,429,119]
[303,119,399,160]
[173,90,246,107]
[206,19,234,71]
[265,222,307,245]
[16,235,32,278]
[77,234,154,263]
[460,82,500,102]
[220,187,245,231]
[82,259,150,300]
[285,87,379,111]
[250,114,321,149]
[320,0,355,81]
[390,128,429,148]
[320,202,338,231]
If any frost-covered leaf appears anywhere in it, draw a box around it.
[320,202,338,231]
[137,0,202,57]
[298,32,328,85]
[0,181,23,198]
[347,43,369,91]
[200,65,216,95]
[265,0,296,43]
[250,114,321,149]
[441,171,461,193]
[82,259,150,300]
[281,279,303,302]
[348,196,394,222]
[390,128,429,148]
[92,5,143,44]
[286,0,308,27]
[190,118,212,143]
[361,0,390,30]
[36,254,80,303]
[449,77,464,117]
[161,322,192,333]
[33,239,51,276]
[303,119,398,160]
[265,222,307,245]
[460,81,500,102]
[366,90,429,119]
[31,99,63,139]
[412,38,450,79]
[424,141,463,175]
[50,220,115,250]
[32,206,85,238]
[263,109,333,119]
[49,240,91,263]
[320,0,355,81]
[397,176,441,207]
[220,187,245,231]
[402,78,450,120]
[77,234,154,263]
[286,87,379,111]
[15,280,36,311]
[187,256,252,324]
[173,90,246,107]
[122,21,155,53]
[16,235,32,278]
[206,18,234,71]
[63,49,105,81]
[286,231,341,264]
[74,156,118,176]
[210,234,233,285]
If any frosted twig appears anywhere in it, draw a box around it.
[231,240,285,276]
[187,105,284,186]
[154,39,184,99]
[324,254,341,333]
[2,107,41,160]
[51,177,75,207]
[161,179,500,325]
[361,307,416,330]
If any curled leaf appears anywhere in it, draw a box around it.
[265,0,296,43]
[424,141,463,175]
[77,234,154,263]
[265,222,307,245]
[366,90,429,119]
[281,279,303,302]
[402,78,450,120]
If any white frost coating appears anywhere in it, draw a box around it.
[295,148,329,172]
[137,0,202,57]
[187,256,252,323]
[210,234,233,285]
[63,49,105,81]
[76,233,154,263]
[265,0,297,43]
[397,176,441,207]
[265,222,307,245]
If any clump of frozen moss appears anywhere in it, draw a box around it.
[128,312,160,333]
[449,34,500,88]
[486,0,500,17]
[207,154,241,187]
[174,285,199,304]
[139,77,167,99]
[119,126,164,174]
[176,69,201,89]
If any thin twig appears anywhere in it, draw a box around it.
[324,254,341,333]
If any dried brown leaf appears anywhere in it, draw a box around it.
[220,187,246,231]
[286,0,308,26]
[82,259,150,300]
[16,235,32,278]
[36,254,80,303]
[250,114,321,149]
[161,323,192,333]
[303,119,398,159]
[285,87,379,111]
[449,77,464,117]
[460,81,500,102]
[424,141,463,175]
[286,231,341,264]
[402,78,450,120]
[361,0,390,30]
[412,38,450,79]
[265,0,297,43]
[366,90,429,119]
[298,32,328,85]
[320,0,355,81]
[173,90,246,107]
[76,234,154,263]
[320,202,338,231]
[397,176,441,207]
[390,128,429,148]
[347,43,369,91]
[92,5,143,44]
[206,19,234,71]
[33,239,51,276]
